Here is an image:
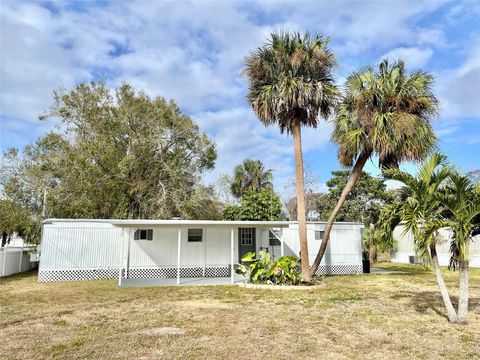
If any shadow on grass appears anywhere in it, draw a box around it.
[391,290,480,319]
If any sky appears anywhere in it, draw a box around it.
[1,0,479,198]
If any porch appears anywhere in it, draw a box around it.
[111,219,291,286]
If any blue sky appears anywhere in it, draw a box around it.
[1,0,479,198]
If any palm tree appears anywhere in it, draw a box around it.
[380,154,457,322]
[434,174,480,323]
[380,156,480,324]
[230,159,273,198]
[310,59,438,277]
[243,31,338,280]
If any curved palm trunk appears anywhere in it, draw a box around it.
[457,260,469,324]
[430,244,458,323]
[309,149,372,277]
[291,120,310,281]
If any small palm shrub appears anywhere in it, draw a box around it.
[235,251,303,285]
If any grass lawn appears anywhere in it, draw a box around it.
[1,263,479,360]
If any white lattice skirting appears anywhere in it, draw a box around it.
[38,266,231,283]
[314,264,363,276]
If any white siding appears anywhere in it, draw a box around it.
[282,223,363,266]
[40,224,122,269]
[130,228,178,267]
[391,225,480,267]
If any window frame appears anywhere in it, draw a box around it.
[240,228,254,246]
[188,228,203,243]
[314,230,325,241]
[269,230,281,246]
[134,229,153,241]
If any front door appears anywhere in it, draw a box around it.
[238,228,256,262]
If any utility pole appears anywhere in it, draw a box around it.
[41,188,47,219]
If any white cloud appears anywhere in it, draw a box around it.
[437,44,480,120]
[380,47,434,68]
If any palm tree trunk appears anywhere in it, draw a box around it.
[291,120,310,281]
[430,244,458,323]
[309,149,372,277]
[457,260,469,324]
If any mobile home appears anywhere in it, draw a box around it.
[391,225,480,267]
[38,219,364,285]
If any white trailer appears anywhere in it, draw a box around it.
[391,225,480,267]
[38,219,364,285]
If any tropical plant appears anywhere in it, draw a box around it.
[310,59,438,277]
[379,154,480,323]
[235,251,303,285]
[243,31,338,280]
[230,159,273,198]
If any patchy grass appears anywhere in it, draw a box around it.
[1,264,479,360]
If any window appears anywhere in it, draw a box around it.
[269,230,281,246]
[240,228,254,246]
[134,229,153,241]
[188,228,203,242]
[315,230,325,241]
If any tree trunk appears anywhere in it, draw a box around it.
[309,149,372,277]
[430,244,458,323]
[457,260,469,324]
[291,120,310,281]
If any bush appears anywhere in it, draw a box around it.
[235,250,303,285]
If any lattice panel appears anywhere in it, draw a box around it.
[127,267,178,279]
[205,266,230,277]
[39,266,232,282]
[38,268,119,283]
[314,264,363,276]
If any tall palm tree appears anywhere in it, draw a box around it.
[243,31,338,280]
[380,154,457,322]
[310,59,438,277]
[230,159,273,198]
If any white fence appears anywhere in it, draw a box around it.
[0,247,36,277]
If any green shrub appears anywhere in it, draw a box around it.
[235,250,303,285]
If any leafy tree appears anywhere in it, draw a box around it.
[310,60,438,277]
[323,170,392,223]
[0,200,40,246]
[380,154,480,324]
[230,159,273,198]
[223,188,282,221]
[244,31,338,280]
[1,81,218,222]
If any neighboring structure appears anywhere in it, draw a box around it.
[38,219,364,285]
[391,225,480,267]
[0,234,38,277]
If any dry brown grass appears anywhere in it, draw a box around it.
[1,263,479,360]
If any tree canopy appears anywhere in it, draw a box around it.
[1,81,219,222]
[243,31,338,133]
[333,59,438,169]
[223,188,282,221]
[230,159,273,198]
